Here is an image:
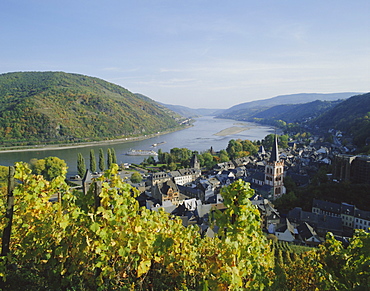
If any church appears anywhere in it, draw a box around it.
[249,134,286,200]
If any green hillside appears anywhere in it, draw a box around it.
[311,92,370,149]
[251,100,343,124]
[0,72,183,146]
[217,92,357,119]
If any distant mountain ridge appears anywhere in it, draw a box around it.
[0,72,182,146]
[157,102,224,118]
[218,92,359,119]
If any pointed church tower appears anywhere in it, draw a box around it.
[264,134,286,200]
[190,154,200,169]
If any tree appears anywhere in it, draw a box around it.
[99,148,105,172]
[89,149,96,173]
[77,153,86,178]
[147,156,156,165]
[202,152,214,169]
[107,148,113,169]
[157,149,164,163]
[219,149,230,162]
[226,139,243,159]
[279,134,289,148]
[31,156,67,181]
[111,148,117,164]
[262,134,275,151]
[130,171,142,183]
[168,162,177,171]
[241,139,258,155]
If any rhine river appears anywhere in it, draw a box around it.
[0,116,274,177]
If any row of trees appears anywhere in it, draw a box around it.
[0,163,368,290]
[77,148,117,178]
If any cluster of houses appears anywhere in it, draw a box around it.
[80,134,370,246]
[274,198,370,245]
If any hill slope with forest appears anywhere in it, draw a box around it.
[217,92,358,120]
[310,92,370,149]
[0,72,182,146]
[251,99,343,124]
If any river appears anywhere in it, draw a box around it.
[0,117,274,177]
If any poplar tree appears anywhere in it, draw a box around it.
[89,149,96,173]
[111,148,117,164]
[77,153,86,178]
[99,148,105,172]
[107,148,113,169]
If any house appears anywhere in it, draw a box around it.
[297,222,322,246]
[312,199,370,234]
[152,179,185,206]
[169,170,193,185]
[332,154,370,184]
[251,198,280,230]
[341,203,355,228]
[289,206,343,236]
[353,209,370,233]
[178,184,205,202]
[275,219,296,242]
[312,199,342,218]
[214,161,235,170]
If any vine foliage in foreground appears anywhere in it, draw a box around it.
[0,163,273,290]
[2,163,368,290]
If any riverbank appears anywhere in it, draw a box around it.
[0,125,191,153]
[214,126,250,136]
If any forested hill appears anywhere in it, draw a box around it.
[0,72,182,146]
[217,92,359,119]
[251,99,343,124]
[310,92,370,148]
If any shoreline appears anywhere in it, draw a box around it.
[214,126,250,136]
[0,126,191,154]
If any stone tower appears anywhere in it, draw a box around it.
[264,134,285,200]
[190,154,200,169]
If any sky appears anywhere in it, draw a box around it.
[1,1,369,109]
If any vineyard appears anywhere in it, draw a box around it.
[0,163,368,290]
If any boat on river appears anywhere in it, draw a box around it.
[151,141,166,147]
[125,149,158,156]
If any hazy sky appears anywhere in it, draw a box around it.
[1,1,369,108]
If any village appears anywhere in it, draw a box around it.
[79,132,370,248]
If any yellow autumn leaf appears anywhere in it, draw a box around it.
[134,225,142,232]
[137,259,151,277]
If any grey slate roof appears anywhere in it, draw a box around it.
[312,199,341,215]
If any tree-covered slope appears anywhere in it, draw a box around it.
[217,92,358,120]
[310,92,370,148]
[0,72,182,145]
[251,100,343,123]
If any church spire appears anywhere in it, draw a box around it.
[270,133,279,162]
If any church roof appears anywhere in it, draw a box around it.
[270,134,279,162]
